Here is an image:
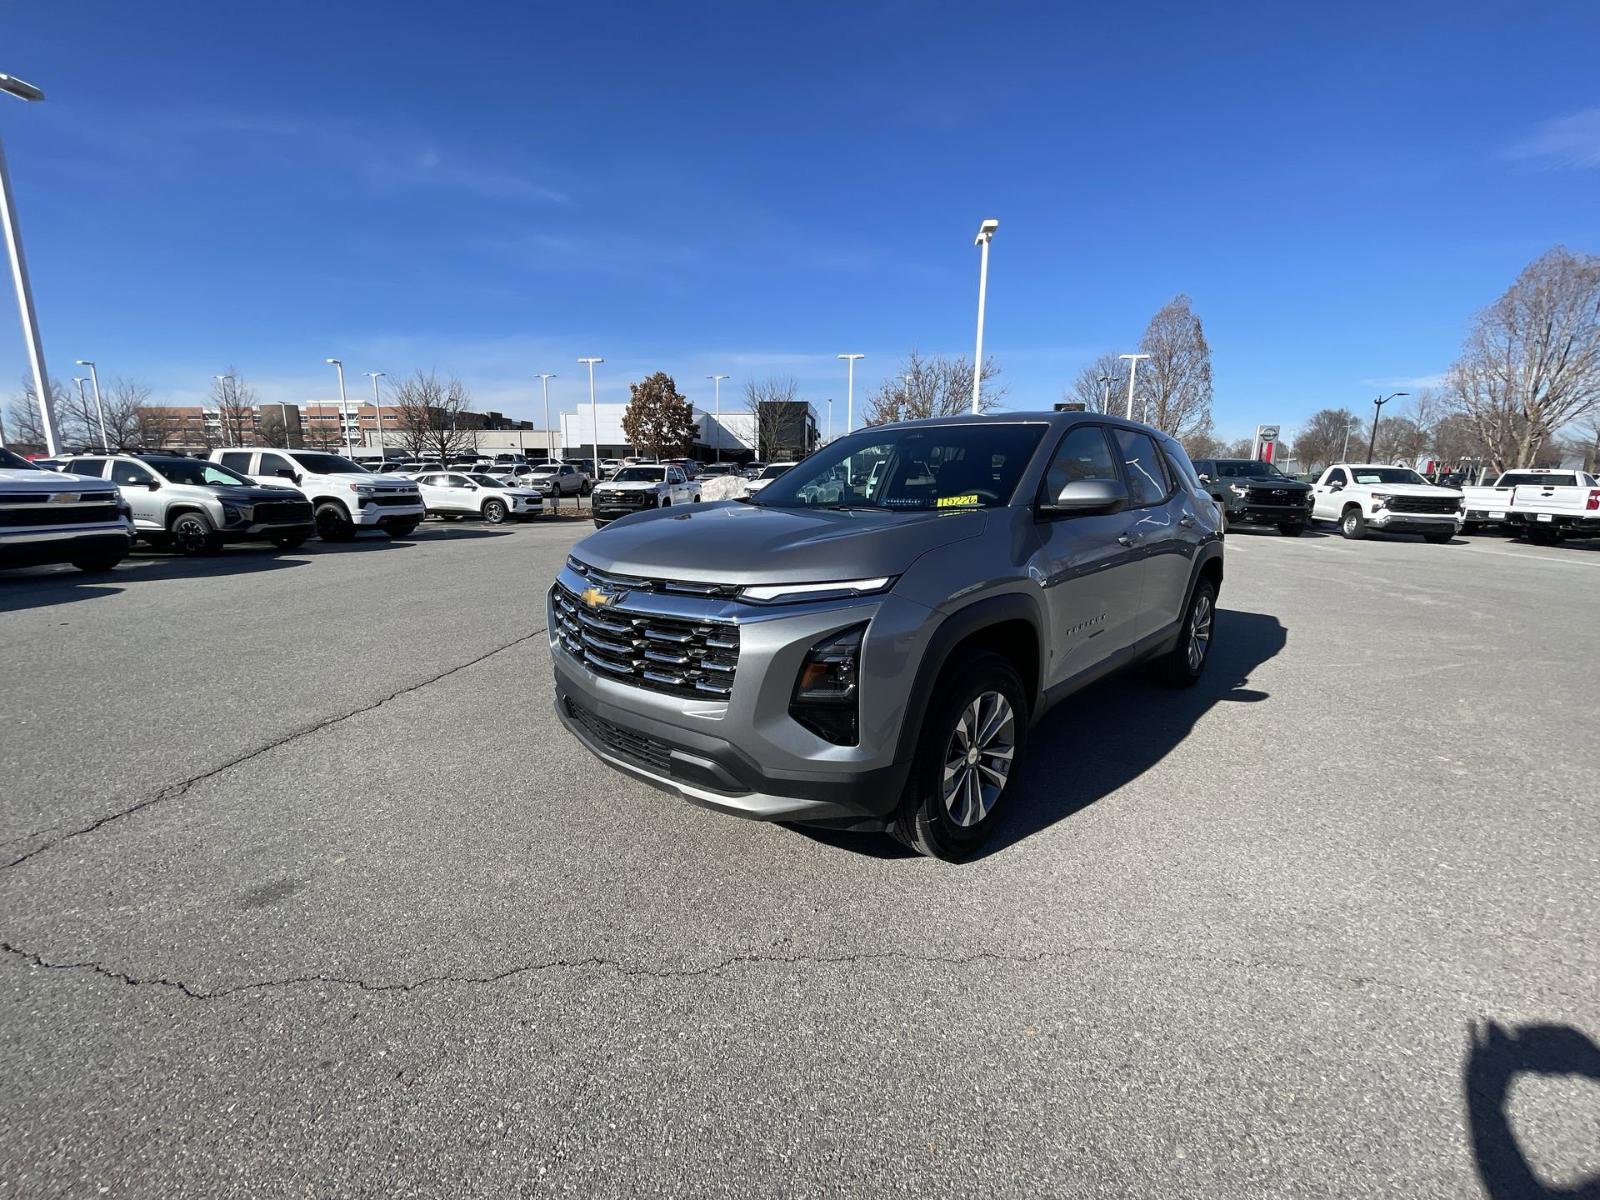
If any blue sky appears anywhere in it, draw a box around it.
[3,0,1597,440]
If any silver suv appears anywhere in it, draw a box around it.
[548,412,1224,860]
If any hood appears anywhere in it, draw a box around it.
[1228,474,1309,489]
[306,471,414,488]
[576,500,988,585]
[1364,483,1462,498]
[0,468,119,495]
[210,484,307,503]
[598,479,666,492]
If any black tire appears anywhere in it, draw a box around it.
[692,494,701,504]
[314,501,355,542]
[592,518,609,528]
[1278,522,1306,537]
[1339,506,1367,539]
[890,650,1027,862]
[1422,531,1455,544]
[70,550,126,572]
[271,533,308,549]
[170,511,222,557]
[481,498,509,525]
[580,481,593,496]
[1159,576,1217,688]
[1524,524,1561,546]
[385,520,419,539]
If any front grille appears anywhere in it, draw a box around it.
[1246,487,1305,506]
[594,490,654,509]
[563,696,673,774]
[567,558,742,599]
[252,500,313,524]
[1388,494,1459,515]
[553,582,740,699]
[0,497,122,527]
[369,492,419,507]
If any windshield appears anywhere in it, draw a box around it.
[753,422,1047,512]
[1214,460,1284,479]
[612,467,665,483]
[0,448,39,470]
[468,474,507,488]
[528,466,558,476]
[154,459,256,487]
[759,464,792,480]
[1352,467,1429,485]
[1500,472,1581,486]
[292,452,367,474]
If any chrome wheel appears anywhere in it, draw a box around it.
[172,515,210,555]
[941,691,1016,827]
[1187,591,1213,671]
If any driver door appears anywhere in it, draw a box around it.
[108,459,163,529]
[1312,467,1348,520]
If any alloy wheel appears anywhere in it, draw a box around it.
[941,691,1016,827]
[1187,591,1213,671]
[173,517,207,554]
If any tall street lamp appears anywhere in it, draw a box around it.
[971,219,998,413]
[1341,419,1360,461]
[75,360,108,449]
[363,371,385,453]
[708,374,729,462]
[578,358,603,477]
[826,398,833,443]
[1098,374,1112,412]
[326,358,351,453]
[539,373,557,460]
[1,73,60,454]
[71,376,89,445]
[837,353,864,435]
[1366,391,1408,462]
[1119,353,1150,420]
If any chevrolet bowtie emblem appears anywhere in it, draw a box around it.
[580,586,611,608]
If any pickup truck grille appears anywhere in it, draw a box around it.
[369,492,419,507]
[553,581,740,699]
[1245,487,1306,506]
[563,697,673,774]
[251,499,313,524]
[1388,495,1460,515]
[0,495,122,526]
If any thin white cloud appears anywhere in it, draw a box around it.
[1504,108,1600,169]
[1359,373,1446,390]
[364,150,572,205]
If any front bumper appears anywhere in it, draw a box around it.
[0,522,135,567]
[1225,500,1313,525]
[1368,510,1462,533]
[354,498,426,526]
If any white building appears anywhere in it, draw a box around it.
[559,405,756,460]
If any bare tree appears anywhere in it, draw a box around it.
[210,367,258,447]
[741,376,800,458]
[1445,246,1600,472]
[861,350,1004,426]
[98,378,156,449]
[392,371,478,461]
[5,381,48,451]
[1137,295,1214,440]
[1288,408,1365,474]
[1063,352,1133,414]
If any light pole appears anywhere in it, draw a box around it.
[904,372,915,420]
[971,219,998,412]
[1342,420,1359,461]
[578,358,603,478]
[213,374,235,445]
[74,360,108,449]
[826,398,833,443]
[708,374,728,462]
[72,376,89,445]
[1098,374,1111,412]
[539,373,557,460]
[1119,353,1150,420]
[1,73,60,454]
[1366,391,1407,462]
[363,371,385,453]
[326,358,352,453]
[837,354,864,435]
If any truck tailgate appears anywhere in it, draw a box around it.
[1511,484,1600,515]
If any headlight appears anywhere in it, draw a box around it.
[789,623,866,745]
[350,483,375,495]
[1370,492,1390,510]
[221,505,244,523]
[742,577,893,605]
[1228,483,1249,496]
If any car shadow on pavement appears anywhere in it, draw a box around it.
[1463,1019,1600,1199]
[0,552,312,614]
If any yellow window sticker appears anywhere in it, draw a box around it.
[936,493,979,509]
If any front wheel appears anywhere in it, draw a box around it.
[1159,577,1217,688]
[315,501,356,542]
[1339,507,1367,539]
[71,550,126,572]
[170,512,222,556]
[1278,521,1306,537]
[481,499,509,524]
[580,481,593,496]
[385,520,419,539]
[891,651,1027,862]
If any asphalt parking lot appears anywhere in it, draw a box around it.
[3,522,1597,1198]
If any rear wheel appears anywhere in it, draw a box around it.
[314,501,355,542]
[1158,576,1217,687]
[1339,506,1367,539]
[482,498,509,524]
[891,651,1027,862]
[1524,524,1561,546]
[170,511,222,556]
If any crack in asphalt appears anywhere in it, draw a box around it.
[2,628,546,872]
[0,940,1392,1004]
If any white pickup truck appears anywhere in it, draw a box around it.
[1460,469,1596,534]
[1310,463,1463,542]
[210,448,425,541]
[1504,472,1600,544]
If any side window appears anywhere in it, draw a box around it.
[220,451,252,472]
[669,468,685,484]
[559,466,573,477]
[447,474,471,487]
[258,453,295,479]
[1112,429,1173,507]
[1193,460,1214,480]
[1041,425,1119,501]
[67,458,107,478]
[1325,468,1348,487]
[1164,450,1202,494]
[110,461,154,487]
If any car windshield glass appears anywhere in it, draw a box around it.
[1214,460,1283,478]
[154,459,256,487]
[753,422,1047,511]
[1352,468,1428,485]
[0,448,39,470]
[759,464,791,479]
[469,474,507,488]
[292,453,367,474]
[529,466,558,476]
[612,467,665,482]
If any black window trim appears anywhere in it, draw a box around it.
[1111,426,1177,512]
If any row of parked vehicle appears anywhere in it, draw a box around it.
[1190,457,1599,545]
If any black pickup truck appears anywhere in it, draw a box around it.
[1191,458,1314,536]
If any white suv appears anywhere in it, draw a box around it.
[211,448,425,541]
[1310,463,1463,542]
[411,471,544,523]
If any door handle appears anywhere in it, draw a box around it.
[1117,532,1143,547]
[1179,514,1197,528]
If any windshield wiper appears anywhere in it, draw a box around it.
[822,503,884,512]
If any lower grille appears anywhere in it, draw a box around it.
[252,500,313,524]
[552,582,739,699]
[564,696,673,774]
[1388,495,1459,515]
[370,493,419,507]
[0,500,122,527]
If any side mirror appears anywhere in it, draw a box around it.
[276,468,297,482]
[1197,473,1212,485]
[1328,482,1343,493]
[146,478,161,490]
[1040,478,1129,516]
